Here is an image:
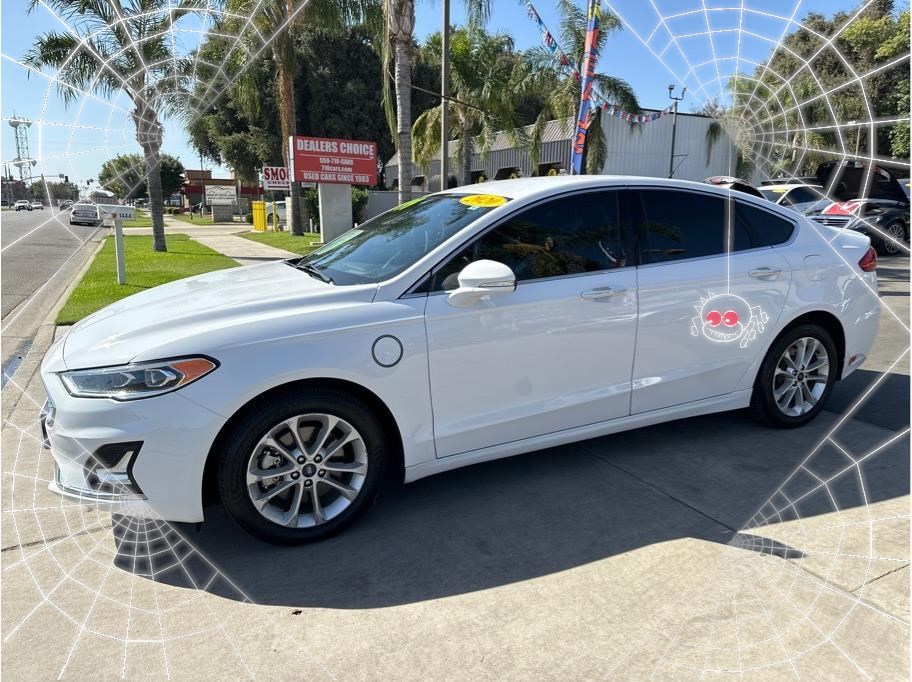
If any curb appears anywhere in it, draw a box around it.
[1,232,106,422]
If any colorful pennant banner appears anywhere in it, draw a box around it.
[571,0,603,174]
[520,0,674,126]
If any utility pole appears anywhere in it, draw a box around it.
[667,84,687,179]
[440,0,450,191]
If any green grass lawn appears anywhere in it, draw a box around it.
[56,234,237,324]
[241,231,322,255]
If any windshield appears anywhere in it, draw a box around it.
[298,194,508,285]
[760,189,783,202]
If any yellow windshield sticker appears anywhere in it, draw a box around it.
[772,188,787,193]
[459,194,507,208]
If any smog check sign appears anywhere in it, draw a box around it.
[289,136,377,186]
[261,166,290,190]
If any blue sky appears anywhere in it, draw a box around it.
[2,0,862,186]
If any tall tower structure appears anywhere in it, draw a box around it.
[9,116,37,196]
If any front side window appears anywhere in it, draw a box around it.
[298,194,507,285]
[781,187,820,205]
[432,191,626,291]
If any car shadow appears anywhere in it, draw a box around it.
[116,368,908,609]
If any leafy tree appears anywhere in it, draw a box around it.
[31,180,79,204]
[520,0,639,174]
[25,0,202,251]
[99,153,184,199]
[730,2,909,176]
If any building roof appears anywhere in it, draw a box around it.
[386,109,715,167]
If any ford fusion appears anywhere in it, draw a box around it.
[41,176,880,544]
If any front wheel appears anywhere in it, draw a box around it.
[750,324,837,428]
[217,389,388,544]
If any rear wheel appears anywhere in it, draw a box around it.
[217,389,387,544]
[878,221,906,256]
[750,324,837,428]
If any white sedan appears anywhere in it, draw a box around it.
[40,176,880,543]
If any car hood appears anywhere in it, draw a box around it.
[60,260,378,369]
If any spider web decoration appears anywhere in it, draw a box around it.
[1,0,910,678]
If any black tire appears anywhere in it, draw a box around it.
[750,323,838,428]
[216,388,388,544]
[877,221,906,256]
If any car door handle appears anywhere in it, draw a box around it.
[581,286,625,300]
[749,267,783,279]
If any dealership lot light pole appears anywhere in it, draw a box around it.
[667,84,687,179]
[441,0,450,191]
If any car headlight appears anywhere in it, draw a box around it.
[60,357,218,400]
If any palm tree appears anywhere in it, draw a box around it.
[521,0,639,174]
[412,26,524,185]
[25,0,204,252]
[380,0,490,201]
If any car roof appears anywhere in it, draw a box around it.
[437,175,775,202]
[762,183,823,191]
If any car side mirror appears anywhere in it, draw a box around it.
[447,259,516,308]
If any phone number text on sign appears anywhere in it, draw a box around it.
[290,136,377,186]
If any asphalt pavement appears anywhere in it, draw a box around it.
[0,208,100,381]
[0,256,908,680]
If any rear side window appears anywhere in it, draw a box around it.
[639,190,730,262]
[736,203,794,246]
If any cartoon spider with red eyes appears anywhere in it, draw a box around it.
[690,292,769,348]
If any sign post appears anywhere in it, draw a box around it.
[97,204,136,285]
[289,136,377,243]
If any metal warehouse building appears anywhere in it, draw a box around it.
[384,109,737,191]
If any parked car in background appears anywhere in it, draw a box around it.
[704,176,764,198]
[30,201,44,210]
[759,183,830,215]
[59,200,74,210]
[1,199,9,208]
[69,203,100,226]
[811,198,909,255]
[264,200,287,227]
[14,199,31,211]
[804,161,909,255]
[41,176,881,544]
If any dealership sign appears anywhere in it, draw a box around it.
[261,166,290,190]
[289,136,377,185]
[205,185,236,205]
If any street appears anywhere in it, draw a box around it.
[0,208,99,383]
[0,208,97,318]
[0,257,907,679]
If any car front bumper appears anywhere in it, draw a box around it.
[40,360,227,523]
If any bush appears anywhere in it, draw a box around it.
[352,187,368,223]
[244,212,254,224]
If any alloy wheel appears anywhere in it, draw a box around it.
[772,337,830,417]
[246,413,368,528]
[883,222,905,256]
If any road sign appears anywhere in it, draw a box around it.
[289,136,377,185]
[261,166,291,190]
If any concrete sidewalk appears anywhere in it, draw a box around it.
[123,216,298,265]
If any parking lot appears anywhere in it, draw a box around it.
[1,257,908,680]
